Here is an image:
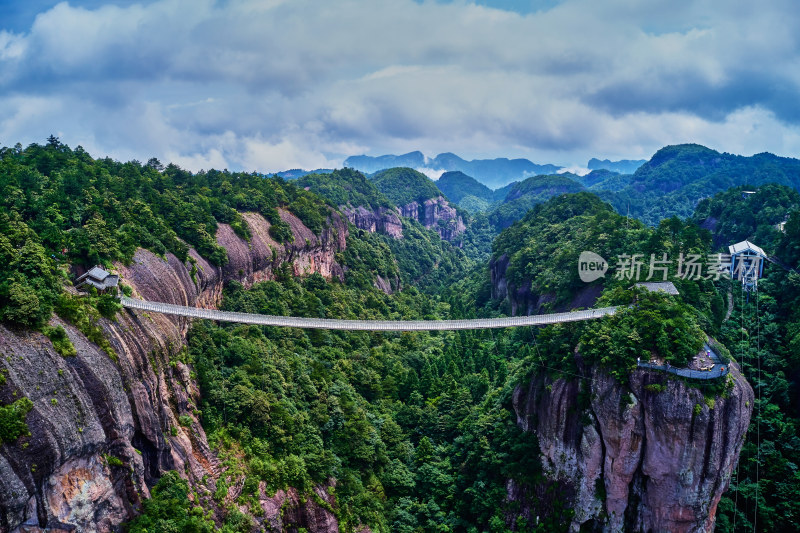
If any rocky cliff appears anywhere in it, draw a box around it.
[509,359,753,532]
[490,253,602,315]
[0,210,348,533]
[342,197,465,245]
[397,196,466,244]
[340,205,403,239]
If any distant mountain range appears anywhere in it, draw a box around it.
[282,145,800,231]
[587,158,646,174]
[344,151,561,188]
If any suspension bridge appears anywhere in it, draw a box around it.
[121,296,730,378]
[120,297,618,331]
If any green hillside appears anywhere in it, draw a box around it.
[435,171,493,206]
[689,190,800,532]
[488,174,585,229]
[604,144,800,225]
[371,167,444,206]
[577,168,619,188]
[296,168,392,210]
[0,138,342,327]
[692,184,799,249]
[491,181,517,203]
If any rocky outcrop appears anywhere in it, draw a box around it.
[510,359,753,532]
[0,210,348,532]
[490,254,602,316]
[254,480,338,532]
[341,205,403,239]
[397,196,465,244]
[342,197,465,245]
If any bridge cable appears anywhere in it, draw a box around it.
[754,287,761,532]
[745,281,753,526]
[733,280,743,531]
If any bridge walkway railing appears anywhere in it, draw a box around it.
[120,297,617,331]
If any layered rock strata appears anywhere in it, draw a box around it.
[510,360,753,532]
[0,210,348,532]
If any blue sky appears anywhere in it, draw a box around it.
[2,0,800,173]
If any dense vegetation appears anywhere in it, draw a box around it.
[382,219,472,291]
[692,184,799,249]
[0,138,354,450]
[125,471,251,533]
[0,138,340,326]
[581,287,706,376]
[4,138,800,532]
[490,192,719,316]
[295,167,475,290]
[371,168,445,206]
[488,174,585,229]
[604,144,800,226]
[704,197,800,532]
[296,168,392,211]
[435,171,493,208]
[186,270,548,531]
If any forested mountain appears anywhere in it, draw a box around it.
[487,173,586,229]
[434,171,493,206]
[692,184,800,248]
[587,157,646,174]
[693,186,800,532]
[370,167,444,206]
[576,168,620,187]
[343,151,427,174]
[296,168,392,211]
[0,138,797,532]
[343,145,800,234]
[275,168,333,180]
[491,180,518,203]
[602,144,800,225]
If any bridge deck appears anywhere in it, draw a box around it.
[121,297,728,379]
[120,297,618,331]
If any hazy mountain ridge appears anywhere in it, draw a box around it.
[344,151,561,188]
[587,157,646,174]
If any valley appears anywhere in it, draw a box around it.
[0,140,797,532]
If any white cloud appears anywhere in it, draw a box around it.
[558,166,590,176]
[1,0,800,170]
[417,167,447,180]
[0,30,26,60]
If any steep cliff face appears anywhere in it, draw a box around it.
[490,254,601,315]
[510,360,753,532]
[397,196,466,243]
[342,197,465,245]
[340,205,403,239]
[0,210,348,533]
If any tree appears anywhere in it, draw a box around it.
[2,279,48,327]
[46,135,61,149]
[146,157,164,172]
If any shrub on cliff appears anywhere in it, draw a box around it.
[124,471,215,533]
[0,397,33,444]
[580,287,706,381]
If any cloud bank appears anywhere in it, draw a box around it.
[2,0,800,171]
